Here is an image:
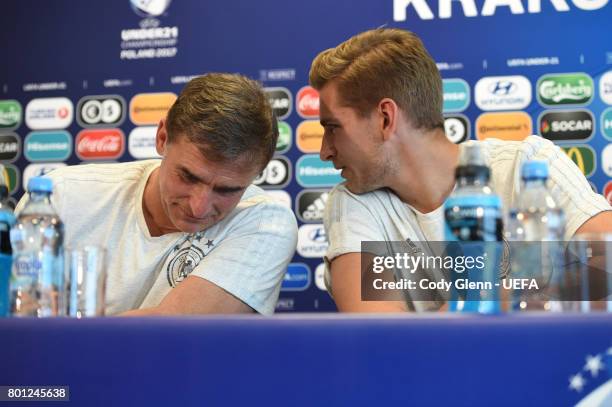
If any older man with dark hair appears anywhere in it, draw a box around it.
[18,73,297,316]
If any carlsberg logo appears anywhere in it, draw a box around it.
[393,0,609,20]
[537,73,594,106]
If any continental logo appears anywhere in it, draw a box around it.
[253,157,291,189]
[77,95,126,127]
[2,164,19,195]
[296,86,319,118]
[264,87,292,120]
[25,131,72,162]
[296,154,344,187]
[561,145,596,177]
[444,114,470,144]
[0,134,20,162]
[296,120,324,153]
[602,144,612,177]
[537,73,593,106]
[475,75,531,111]
[601,107,612,140]
[475,112,532,141]
[538,110,594,141]
[0,100,22,130]
[276,122,292,153]
[443,79,470,113]
[129,92,176,125]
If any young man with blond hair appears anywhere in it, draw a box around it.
[309,28,612,312]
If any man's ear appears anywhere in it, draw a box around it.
[378,98,398,141]
[155,118,168,157]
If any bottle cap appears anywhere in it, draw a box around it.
[27,176,53,193]
[521,160,549,180]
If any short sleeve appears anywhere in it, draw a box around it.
[190,202,297,316]
[323,184,386,262]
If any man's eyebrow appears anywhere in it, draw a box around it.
[320,118,339,127]
[179,166,247,193]
[213,184,246,193]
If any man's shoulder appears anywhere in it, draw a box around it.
[231,184,297,226]
[327,183,399,207]
[476,135,561,164]
[47,160,160,185]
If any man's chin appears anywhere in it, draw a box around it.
[344,180,375,195]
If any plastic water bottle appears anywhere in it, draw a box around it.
[506,160,565,311]
[444,144,503,313]
[0,166,15,317]
[10,176,65,317]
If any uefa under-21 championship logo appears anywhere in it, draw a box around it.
[130,0,172,17]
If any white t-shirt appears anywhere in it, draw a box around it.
[17,160,298,315]
[323,136,611,307]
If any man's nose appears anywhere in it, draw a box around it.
[319,135,336,162]
[189,186,213,218]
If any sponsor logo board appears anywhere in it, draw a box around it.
[296,86,319,118]
[537,73,594,106]
[129,92,176,125]
[24,131,72,162]
[128,126,160,159]
[281,263,311,291]
[276,122,292,153]
[0,100,22,130]
[296,154,344,187]
[296,120,324,153]
[475,112,532,141]
[296,189,329,223]
[0,134,20,162]
[604,181,612,205]
[253,157,291,189]
[599,70,612,105]
[601,144,612,177]
[601,107,612,140]
[76,129,125,160]
[23,163,66,190]
[77,95,126,127]
[2,164,19,194]
[538,110,594,141]
[25,97,73,130]
[444,114,470,143]
[443,79,470,113]
[314,263,327,291]
[475,75,531,111]
[264,87,292,120]
[561,145,596,177]
[297,224,328,258]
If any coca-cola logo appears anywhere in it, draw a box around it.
[296,86,319,118]
[76,129,125,160]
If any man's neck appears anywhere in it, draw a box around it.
[142,168,179,237]
[387,128,459,214]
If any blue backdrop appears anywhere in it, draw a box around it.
[0,0,611,312]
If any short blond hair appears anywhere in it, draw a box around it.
[309,28,443,130]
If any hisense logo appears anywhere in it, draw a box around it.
[393,0,609,20]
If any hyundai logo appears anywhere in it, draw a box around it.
[308,227,327,243]
[488,81,517,96]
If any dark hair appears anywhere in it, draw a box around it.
[166,73,278,170]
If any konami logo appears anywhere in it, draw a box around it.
[76,129,125,160]
[296,86,320,118]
